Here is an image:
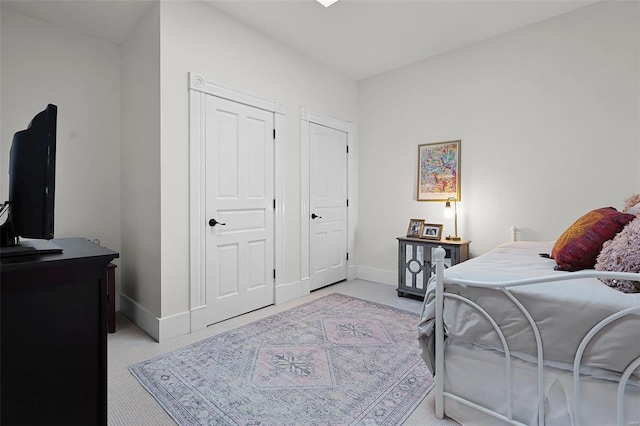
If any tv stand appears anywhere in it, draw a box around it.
[1,237,118,426]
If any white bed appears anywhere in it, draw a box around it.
[418,241,640,426]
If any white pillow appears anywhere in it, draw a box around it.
[626,202,640,216]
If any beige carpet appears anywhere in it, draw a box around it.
[107,279,460,425]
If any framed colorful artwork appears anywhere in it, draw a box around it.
[417,140,461,202]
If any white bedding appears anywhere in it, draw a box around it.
[441,341,640,426]
[419,241,640,377]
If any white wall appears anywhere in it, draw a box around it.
[157,1,358,319]
[120,3,161,322]
[1,1,358,340]
[357,1,639,275]
[1,6,2,154]
[0,9,122,271]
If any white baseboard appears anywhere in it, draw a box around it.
[301,276,310,295]
[347,265,358,281]
[119,293,190,342]
[356,266,397,287]
[275,267,396,305]
[159,311,191,341]
[119,293,160,341]
[119,266,398,342]
[275,280,302,304]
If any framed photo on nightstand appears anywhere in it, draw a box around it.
[407,219,424,238]
[420,223,443,240]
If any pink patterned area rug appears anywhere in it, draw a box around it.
[129,293,434,425]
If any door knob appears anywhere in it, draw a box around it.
[311,213,322,219]
[209,218,226,227]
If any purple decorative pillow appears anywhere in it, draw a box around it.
[552,207,636,271]
[596,217,640,293]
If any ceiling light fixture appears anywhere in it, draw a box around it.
[317,0,339,7]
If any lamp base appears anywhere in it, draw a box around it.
[446,235,462,241]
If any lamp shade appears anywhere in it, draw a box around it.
[445,197,461,240]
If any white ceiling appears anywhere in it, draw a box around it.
[1,0,598,80]
[1,0,156,45]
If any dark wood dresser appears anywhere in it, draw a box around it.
[1,237,119,425]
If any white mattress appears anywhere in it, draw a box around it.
[441,341,640,425]
[419,241,640,377]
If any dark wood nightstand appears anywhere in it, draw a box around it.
[396,237,470,298]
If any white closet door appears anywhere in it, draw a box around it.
[194,95,274,328]
[309,122,348,291]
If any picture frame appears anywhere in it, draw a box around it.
[417,140,461,202]
[420,223,443,240]
[406,219,424,238]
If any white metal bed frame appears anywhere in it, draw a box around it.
[432,246,640,426]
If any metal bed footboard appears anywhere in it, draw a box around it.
[432,246,640,426]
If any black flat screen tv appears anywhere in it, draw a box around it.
[0,104,62,257]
